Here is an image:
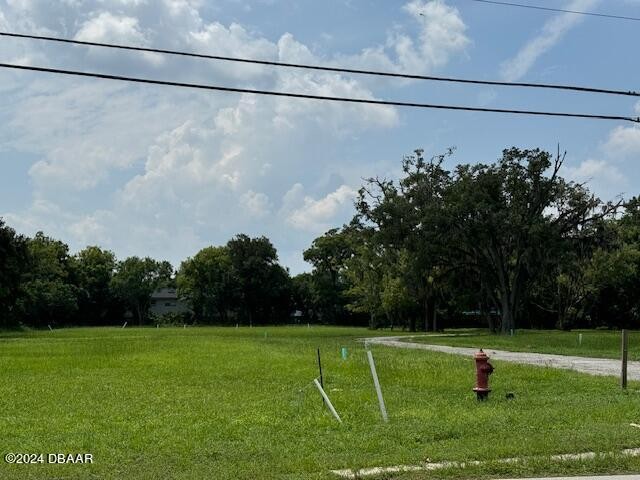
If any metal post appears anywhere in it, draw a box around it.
[621,329,629,389]
[367,350,388,422]
[317,348,324,406]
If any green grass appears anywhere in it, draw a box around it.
[0,326,639,479]
[407,328,640,361]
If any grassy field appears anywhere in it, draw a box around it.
[0,326,639,479]
[407,328,640,361]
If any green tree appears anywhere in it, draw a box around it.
[110,257,173,325]
[381,249,426,330]
[177,246,235,324]
[0,219,28,327]
[344,231,385,328]
[584,244,640,328]
[303,228,355,324]
[446,148,618,333]
[580,197,640,328]
[72,246,117,325]
[291,272,317,322]
[227,235,292,325]
[355,149,454,331]
[17,232,79,327]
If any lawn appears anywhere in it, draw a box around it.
[0,326,639,479]
[407,328,640,361]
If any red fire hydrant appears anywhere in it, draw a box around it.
[473,349,494,401]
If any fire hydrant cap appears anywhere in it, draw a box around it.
[475,349,489,360]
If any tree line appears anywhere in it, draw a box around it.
[299,147,640,333]
[0,229,297,328]
[1,146,639,332]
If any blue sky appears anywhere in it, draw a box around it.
[0,0,639,274]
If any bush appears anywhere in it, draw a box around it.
[151,311,192,326]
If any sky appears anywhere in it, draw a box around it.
[0,0,639,274]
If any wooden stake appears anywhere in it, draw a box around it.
[621,329,629,389]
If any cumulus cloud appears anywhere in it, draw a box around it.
[186,22,278,78]
[564,99,640,202]
[398,0,469,71]
[335,0,469,76]
[75,12,147,44]
[68,211,116,246]
[284,184,357,233]
[605,125,640,157]
[4,81,198,191]
[240,190,271,218]
[500,0,600,81]
[563,157,627,202]
[600,102,640,159]
[0,0,470,270]
[565,158,625,184]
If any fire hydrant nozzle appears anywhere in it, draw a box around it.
[473,348,494,401]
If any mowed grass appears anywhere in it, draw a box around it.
[408,328,640,361]
[0,326,638,480]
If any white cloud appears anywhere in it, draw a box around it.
[240,190,271,217]
[334,0,469,76]
[600,102,640,159]
[605,125,640,157]
[0,0,470,271]
[565,158,625,185]
[398,0,469,71]
[187,22,278,78]
[566,100,640,202]
[74,11,168,66]
[75,12,147,44]
[500,0,600,81]
[563,155,628,202]
[68,211,116,246]
[5,81,196,191]
[284,184,357,233]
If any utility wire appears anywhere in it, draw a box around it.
[465,0,640,22]
[1,62,638,123]
[0,31,638,98]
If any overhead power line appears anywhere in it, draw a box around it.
[0,31,638,98]
[465,0,640,22]
[1,63,638,124]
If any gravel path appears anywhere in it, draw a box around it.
[364,335,640,381]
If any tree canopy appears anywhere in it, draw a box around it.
[0,146,636,332]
